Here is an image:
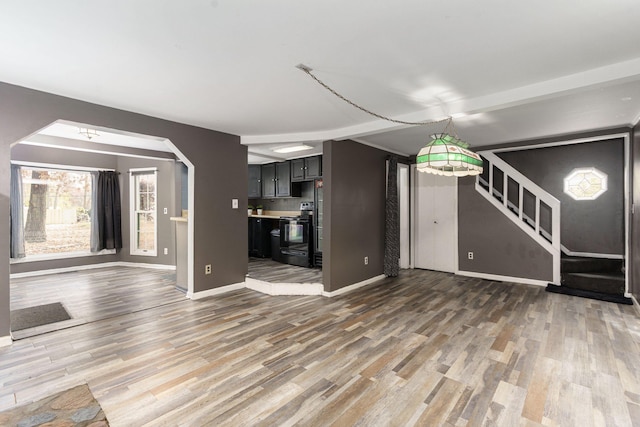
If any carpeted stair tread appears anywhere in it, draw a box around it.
[562,272,624,295]
[546,284,632,305]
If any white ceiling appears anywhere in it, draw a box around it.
[2,1,640,162]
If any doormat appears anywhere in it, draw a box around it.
[0,384,109,426]
[11,302,72,331]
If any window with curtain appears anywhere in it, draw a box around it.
[130,169,157,256]
[15,166,93,257]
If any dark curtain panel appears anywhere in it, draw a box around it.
[384,157,399,277]
[10,164,25,258]
[96,171,122,250]
[89,171,100,252]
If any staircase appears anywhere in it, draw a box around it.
[476,152,630,304]
[475,152,561,284]
[546,255,631,304]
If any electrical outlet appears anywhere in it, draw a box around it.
[232,199,238,209]
[163,247,168,255]
[205,264,212,275]
[468,251,474,260]
[364,256,369,265]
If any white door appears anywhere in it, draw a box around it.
[412,166,457,273]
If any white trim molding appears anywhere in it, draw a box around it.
[187,282,245,300]
[0,335,12,348]
[456,270,551,288]
[322,274,386,297]
[246,277,323,296]
[10,261,175,279]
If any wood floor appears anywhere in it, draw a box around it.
[248,257,323,283]
[10,267,184,339]
[2,268,640,426]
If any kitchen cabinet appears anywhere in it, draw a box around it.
[248,164,261,198]
[261,161,301,198]
[248,217,276,258]
[291,156,322,182]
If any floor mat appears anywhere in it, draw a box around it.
[0,384,109,426]
[10,302,72,331]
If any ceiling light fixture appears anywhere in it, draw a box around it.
[296,64,483,177]
[273,144,314,154]
[78,127,99,140]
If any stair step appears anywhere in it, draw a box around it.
[561,256,622,274]
[562,272,625,295]
[546,284,632,305]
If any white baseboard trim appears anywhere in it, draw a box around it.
[456,270,551,287]
[322,274,386,297]
[187,282,245,300]
[0,335,13,347]
[246,277,323,296]
[10,261,175,279]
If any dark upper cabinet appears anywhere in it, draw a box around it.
[261,161,301,198]
[248,164,261,198]
[261,163,276,198]
[291,156,322,182]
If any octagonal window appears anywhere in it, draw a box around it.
[563,167,607,200]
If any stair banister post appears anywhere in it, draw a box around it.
[518,184,524,221]
[535,197,541,235]
[503,171,508,208]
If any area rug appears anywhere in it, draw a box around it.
[10,302,72,331]
[0,384,109,426]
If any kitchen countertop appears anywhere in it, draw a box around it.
[170,216,188,222]
[248,210,301,219]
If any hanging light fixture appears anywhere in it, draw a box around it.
[296,64,483,177]
[78,127,99,140]
[416,133,483,176]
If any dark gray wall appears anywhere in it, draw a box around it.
[118,157,177,266]
[0,81,247,337]
[323,140,387,292]
[457,176,554,281]
[498,138,624,256]
[632,123,640,301]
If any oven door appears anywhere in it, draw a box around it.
[280,218,309,252]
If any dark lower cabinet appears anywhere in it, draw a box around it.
[248,217,275,258]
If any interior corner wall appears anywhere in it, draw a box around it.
[0,81,248,337]
[457,176,554,281]
[323,139,387,292]
[497,138,625,256]
[632,123,640,301]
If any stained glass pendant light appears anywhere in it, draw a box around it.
[416,133,483,176]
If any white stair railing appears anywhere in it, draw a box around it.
[475,151,561,284]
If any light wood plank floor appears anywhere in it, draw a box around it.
[248,257,323,283]
[2,269,640,426]
[10,267,184,339]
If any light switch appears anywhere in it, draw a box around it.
[232,199,239,209]
[163,207,168,215]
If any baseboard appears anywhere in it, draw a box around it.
[246,277,323,296]
[322,274,386,297]
[456,270,551,287]
[631,295,640,316]
[187,282,245,300]
[0,335,13,347]
[10,261,175,279]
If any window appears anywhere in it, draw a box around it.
[563,167,608,201]
[19,167,93,256]
[130,169,157,256]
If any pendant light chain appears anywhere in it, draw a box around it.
[297,64,451,128]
